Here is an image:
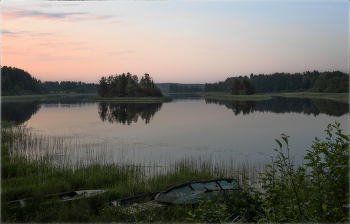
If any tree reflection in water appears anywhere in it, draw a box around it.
[205,97,349,117]
[2,101,41,124]
[98,102,163,125]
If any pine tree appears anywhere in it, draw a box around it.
[98,77,108,97]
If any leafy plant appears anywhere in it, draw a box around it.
[186,192,230,223]
[237,121,349,223]
[187,122,349,223]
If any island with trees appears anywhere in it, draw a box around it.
[88,73,172,102]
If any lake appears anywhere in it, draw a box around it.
[2,94,348,167]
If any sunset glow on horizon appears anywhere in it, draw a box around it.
[1,1,348,84]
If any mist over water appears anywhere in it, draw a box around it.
[2,95,348,166]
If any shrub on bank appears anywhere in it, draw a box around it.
[189,121,349,223]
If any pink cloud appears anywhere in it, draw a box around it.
[2,9,113,21]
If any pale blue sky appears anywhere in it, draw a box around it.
[2,1,349,83]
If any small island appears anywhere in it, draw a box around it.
[87,73,172,103]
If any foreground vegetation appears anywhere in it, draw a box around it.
[237,122,348,223]
[1,121,348,223]
[1,120,253,222]
[187,122,349,223]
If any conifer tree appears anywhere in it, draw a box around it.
[98,76,108,97]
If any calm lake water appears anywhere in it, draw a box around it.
[2,94,349,166]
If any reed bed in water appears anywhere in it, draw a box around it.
[1,121,269,222]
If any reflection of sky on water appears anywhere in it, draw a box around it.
[3,96,349,165]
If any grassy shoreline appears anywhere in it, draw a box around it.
[1,93,97,102]
[1,121,251,222]
[197,91,349,103]
[265,92,349,103]
[196,92,272,101]
[87,96,172,103]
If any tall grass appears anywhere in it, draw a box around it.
[1,122,269,222]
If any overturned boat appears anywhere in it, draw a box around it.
[7,190,106,208]
[108,178,242,214]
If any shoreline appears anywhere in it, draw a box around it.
[1,93,97,102]
[196,92,272,101]
[197,92,349,103]
[265,92,349,103]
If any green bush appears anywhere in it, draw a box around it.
[186,192,230,223]
[187,122,349,223]
[238,122,349,223]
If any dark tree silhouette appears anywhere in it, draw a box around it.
[204,70,348,94]
[1,66,42,96]
[98,77,109,97]
[97,72,163,97]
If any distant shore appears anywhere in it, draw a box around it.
[197,92,349,103]
[87,96,172,103]
[2,92,347,103]
[266,92,349,103]
[196,92,272,101]
[1,93,97,102]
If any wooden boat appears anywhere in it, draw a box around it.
[108,190,164,214]
[108,178,242,214]
[7,190,106,208]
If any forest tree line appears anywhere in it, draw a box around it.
[204,70,349,94]
[1,66,42,96]
[98,73,163,97]
[168,84,203,93]
[231,79,257,95]
[40,81,98,94]
[1,66,98,95]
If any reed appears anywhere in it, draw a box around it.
[1,122,271,222]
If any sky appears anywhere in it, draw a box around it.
[1,1,349,84]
